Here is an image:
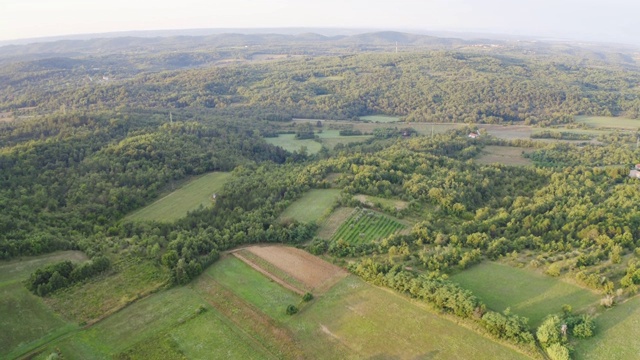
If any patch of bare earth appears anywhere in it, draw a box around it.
[241,245,348,294]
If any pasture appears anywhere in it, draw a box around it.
[265,134,323,154]
[331,208,405,244]
[0,251,87,359]
[475,145,534,166]
[451,262,600,328]
[573,296,640,360]
[575,115,640,130]
[294,275,530,359]
[278,189,341,223]
[126,172,231,222]
[360,115,400,123]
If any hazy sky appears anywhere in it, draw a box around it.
[1,0,639,44]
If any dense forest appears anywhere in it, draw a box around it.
[2,33,640,359]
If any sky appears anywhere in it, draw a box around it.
[1,0,639,44]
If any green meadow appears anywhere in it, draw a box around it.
[451,262,600,328]
[126,172,231,222]
[279,189,342,223]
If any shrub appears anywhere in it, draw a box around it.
[546,343,570,360]
[302,292,314,302]
[286,304,299,315]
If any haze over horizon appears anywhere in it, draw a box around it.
[1,0,639,45]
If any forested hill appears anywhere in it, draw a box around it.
[2,50,640,124]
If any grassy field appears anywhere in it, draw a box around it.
[475,145,534,166]
[331,208,405,244]
[317,207,355,239]
[354,194,409,210]
[0,251,87,359]
[126,172,231,222]
[451,262,600,328]
[294,275,530,359]
[279,189,341,223]
[360,115,400,123]
[45,259,169,324]
[316,130,372,148]
[575,115,640,129]
[203,255,529,359]
[265,134,323,154]
[0,250,87,286]
[573,296,640,360]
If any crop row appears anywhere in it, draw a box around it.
[332,209,404,244]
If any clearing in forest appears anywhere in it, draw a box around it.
[331,208,405,244]
[278,189,341,223]
[126,172,231,222]
[265,134,323,154]
[451,262,600,328]
[359,115,400,123]
[475,145,534,166]
[353,194,408,211]
[575,115,640,130]
[573,296,640,360]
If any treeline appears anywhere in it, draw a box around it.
[530,131,592,141]
[26,257,110,296]
[350,259,537,351]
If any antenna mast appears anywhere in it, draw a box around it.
[170,112,173,124]
[395,41,398,53]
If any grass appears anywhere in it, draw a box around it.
[573,296,640,360]
[236,250,310,293]
[475,145,534,166]
[354,194,408,210]
[126,172,231,222]
[575,115,640,130]
[317,207,355,240]
[45,258,169,324]
[204,257,301,323]
[316,130,372,149]
[279,189,342,223]
[451,262,600,328]
[294,275,530,359]
[0,250,87,286]
[331,208,405,244]
[360,115,400,123]
[265,134,323,154]
[0,251,87,359]
[1,283,78,359]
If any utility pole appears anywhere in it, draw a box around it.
[169,112,173,124]
[395,41,398,54]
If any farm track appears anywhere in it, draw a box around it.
[194,274,306,360]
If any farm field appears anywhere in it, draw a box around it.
[126,171,231,222]
[474,145,535,166]
[278,189,341,223]
[0,251,87,359]
[331,208,405,244]
[360,115,400,122]
[573,296,640,360]
[575,115,640,129]
[265,134,323,154]
[317,207,355,239]
[207,248,531,359]
[354,194,409,210]
[316,129,372,148]
[451,262,600,328]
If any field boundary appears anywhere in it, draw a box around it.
[232,252,306,295]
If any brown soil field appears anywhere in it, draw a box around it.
[243,245,348,294]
